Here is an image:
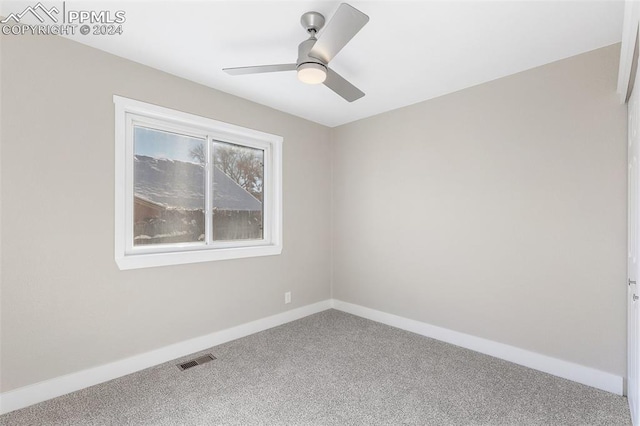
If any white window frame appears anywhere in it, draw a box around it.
[114,95,283,270]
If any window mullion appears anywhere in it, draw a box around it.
[262,146,271,243]
[205,135,213,246]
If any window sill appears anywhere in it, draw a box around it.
[115,244,283,270]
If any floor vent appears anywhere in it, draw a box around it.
[177,354,216,371]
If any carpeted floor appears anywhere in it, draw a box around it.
[0,309,632,425]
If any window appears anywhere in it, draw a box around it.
[114,96,282,269]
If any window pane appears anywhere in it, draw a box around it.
[212,141,264,241]
[133,126,205,246]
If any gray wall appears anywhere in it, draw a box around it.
[331,44,627,376]
[0,34,331,392]
[0,34,628,393]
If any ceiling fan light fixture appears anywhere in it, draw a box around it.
[297,62,327,84]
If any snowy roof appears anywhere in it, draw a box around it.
[134,155,261,212]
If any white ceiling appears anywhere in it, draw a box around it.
[2,1,625,127]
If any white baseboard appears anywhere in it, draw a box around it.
[1,298,624,415]
[0,300,333,415]
[331,299,624,396]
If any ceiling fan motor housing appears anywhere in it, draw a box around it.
[297,37,327,69]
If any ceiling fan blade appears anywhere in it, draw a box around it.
[309,3,369,64]
[324,68,364,102]
[223,64,297,75]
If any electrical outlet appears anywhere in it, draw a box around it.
[284,291,291,304]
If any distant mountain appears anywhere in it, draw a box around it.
[134,155,261,212]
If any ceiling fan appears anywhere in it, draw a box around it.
[223,3,369,102]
